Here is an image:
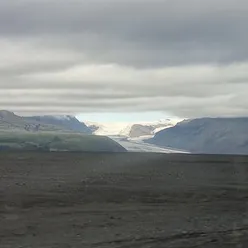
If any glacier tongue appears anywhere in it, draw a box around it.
[84,121,131,136]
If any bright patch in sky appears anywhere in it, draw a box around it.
[77,111,171,123]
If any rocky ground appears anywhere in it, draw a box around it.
[1,152,248,247]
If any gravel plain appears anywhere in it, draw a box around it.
[1,152,248,247]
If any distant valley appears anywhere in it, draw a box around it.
[85,119,181,138]
[2,110,248,154]
[85,117,248,155]
[84,119,188,153]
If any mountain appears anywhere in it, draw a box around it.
[148,117,248,155]
[0,110,126,152]
[0,110,91,134]
[85,119,180,138]
[0,110,66,132]
[27,115,91,134]
[119,119,180,138]
[125,124,154,138]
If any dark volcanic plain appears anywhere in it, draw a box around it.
[1,152,248,247]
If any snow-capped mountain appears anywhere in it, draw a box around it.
[119,119,181,138]
[85,119,181,139]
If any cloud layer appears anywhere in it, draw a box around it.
[0,0,248,117]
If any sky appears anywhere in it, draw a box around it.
[1,0,248,122]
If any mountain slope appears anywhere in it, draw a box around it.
[120,119,180,138]
[128,124,154,138]
[0,110,68,132]
[148,117,248,154]
[27,115,91,134]
[0,110,126,152]
[0,131,126,152]
[0,110,91,134]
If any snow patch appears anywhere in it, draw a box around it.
[47,115,74,121]
[85,121,130,136]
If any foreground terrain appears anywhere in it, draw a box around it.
[0,132,126,152]
[1,152,248,247]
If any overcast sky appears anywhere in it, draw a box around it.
[1,0,248,120]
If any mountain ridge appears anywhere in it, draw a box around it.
[26,115,91,134]
[148,117,248,155]
[0,110,127,152]
[0,110,91,134]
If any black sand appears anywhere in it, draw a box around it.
[1,152,248,247]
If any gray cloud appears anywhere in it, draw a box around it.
[0,0,248,117]
[1,0,248,66]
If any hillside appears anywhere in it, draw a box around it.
[148,117,248,154]
[27,115,91,134]
[121,119,178,138]
[0,110,126,152]
[0,110,67,132]
[0,131,126,152]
